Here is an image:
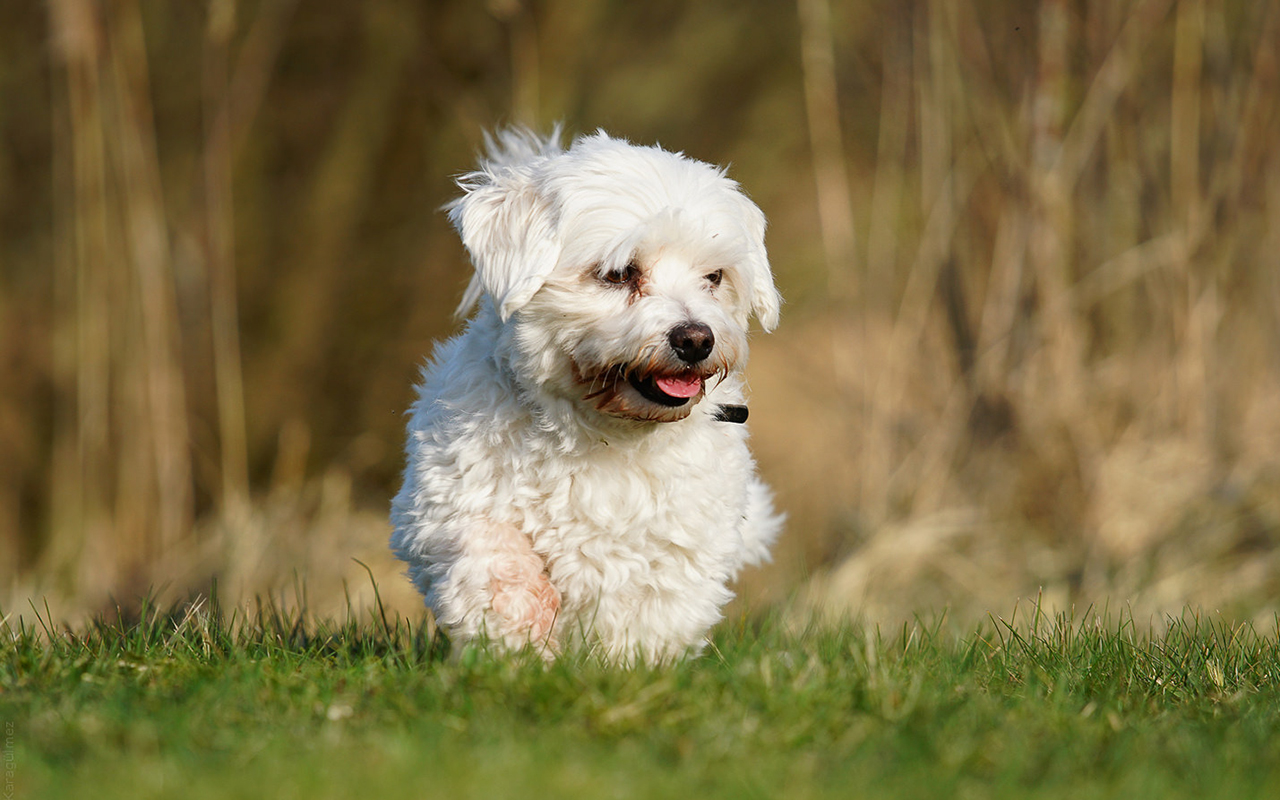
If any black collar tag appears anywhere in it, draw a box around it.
[713,404,749,424]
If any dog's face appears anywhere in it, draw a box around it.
[448,131,780,423]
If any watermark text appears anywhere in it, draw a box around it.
[3,720,14,800]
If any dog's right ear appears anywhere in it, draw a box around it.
[734,195,782,332]
[447,169,562,321]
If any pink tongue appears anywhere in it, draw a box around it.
[656,374,703,398]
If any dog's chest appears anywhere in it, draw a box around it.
[509,436,748,594]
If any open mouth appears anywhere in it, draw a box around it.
[576,360,718,422]
[627,371,704,407]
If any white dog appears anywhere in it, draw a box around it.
[390,129,783,663]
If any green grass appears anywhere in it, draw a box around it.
[2,598,1279,799]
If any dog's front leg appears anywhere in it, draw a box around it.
[434,520,561,657]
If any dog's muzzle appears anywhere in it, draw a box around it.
[625,322,718,407]
[574,320,734,422]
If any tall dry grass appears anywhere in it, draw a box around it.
[45,0,191,602]
[768,0,1280,626]
[1,0,1277,626]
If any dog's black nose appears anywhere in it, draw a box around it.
[668,322,715,364]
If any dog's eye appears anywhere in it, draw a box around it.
[705,269,724,288]
[602,262,641,286]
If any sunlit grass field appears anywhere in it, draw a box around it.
[3,598,1278,799]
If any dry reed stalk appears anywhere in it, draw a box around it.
[1169,0,1216,453]
[864,17,910,311]
[261,5,414,435]
[1170,0,1204,233]
[795,0,864,531]
[858,13,912,519]
[105,0,192,558]
[204,0,250,521]
[46,0,113,598]
[864,2,974,522]
[796,0,857,303]
[1027,0,1081,408]
[1053,0,1176,191]
[850,2,935,526]
[1217,6,1279,208]
[973,208,1030,391]
[199,0,299,526]
[43,0,193,606]
[917,0,952,211]
[222,0,301,157]
[1020,0,1105,559]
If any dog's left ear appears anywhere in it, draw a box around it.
[736,198,782,331]
[447,170,562,321]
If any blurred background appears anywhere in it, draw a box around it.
[2,0,1278,627]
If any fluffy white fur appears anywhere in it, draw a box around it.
[390,129,783,663]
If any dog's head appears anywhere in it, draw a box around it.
[447,129,780,423]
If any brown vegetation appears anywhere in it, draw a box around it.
[1,0,1277,626]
